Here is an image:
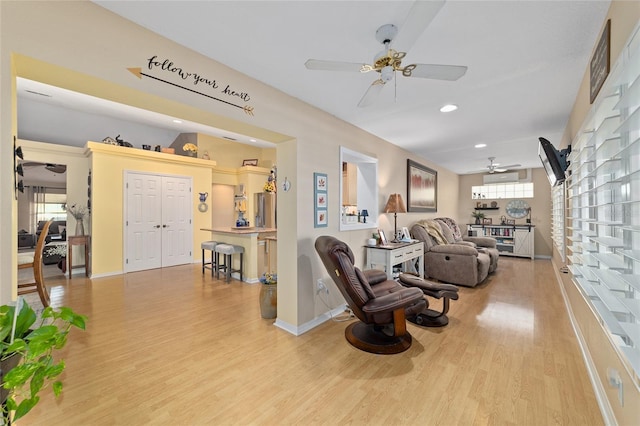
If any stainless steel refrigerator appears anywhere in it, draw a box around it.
[254,192,276,228]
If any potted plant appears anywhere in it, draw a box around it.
[258,273,277,319]
[471,211,485,225]
[0,299,86,423]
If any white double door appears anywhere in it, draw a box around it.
[125,172,193,272]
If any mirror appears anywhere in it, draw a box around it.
[339,147,378,231]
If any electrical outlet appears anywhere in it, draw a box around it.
[316,279,329,295]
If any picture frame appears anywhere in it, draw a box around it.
[482,218,493,225]
[314,172,328,228]
[407,159,437,212]
[378,229,388,245]
[401,226,411,241]
[242,158,258,166]
[506,219,515,225]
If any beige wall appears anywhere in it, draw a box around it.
[458,168,553,258]
[0,1,459,331]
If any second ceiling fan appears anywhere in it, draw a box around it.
[304,0,468,107]
[485,157,521,174]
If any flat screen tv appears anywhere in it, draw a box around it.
[538,137,570,186]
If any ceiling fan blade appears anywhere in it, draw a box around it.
[498,164,522,170]
[406,64,468,81]
[358,79,386,108]
[390,0,446,53]
[304,59,368,73]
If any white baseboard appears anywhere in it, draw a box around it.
[552,258,616,425]
[274,304,348,336]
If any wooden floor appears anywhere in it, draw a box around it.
[22,257,603,425]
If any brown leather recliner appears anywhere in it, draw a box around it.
[314,236,426,354]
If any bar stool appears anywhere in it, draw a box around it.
[214,244,244,282]
[201,241,219,276]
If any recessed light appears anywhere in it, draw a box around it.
[249,139,257,143]
[440,104,458,113]
[474,143,487,148]
[173,119,182,124]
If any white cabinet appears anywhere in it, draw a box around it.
[468,224,534,259]
[365,242,424,280]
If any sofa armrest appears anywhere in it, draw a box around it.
[463,236,497,248]
[430,244,478,256]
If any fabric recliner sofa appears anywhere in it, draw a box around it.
[411,220,491,287]
[435,217,499,273]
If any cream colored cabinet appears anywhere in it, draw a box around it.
[468,224,534,259]
[342,162,357,206]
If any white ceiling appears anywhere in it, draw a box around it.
[18,1,612,176]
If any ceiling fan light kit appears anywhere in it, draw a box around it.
[304,0,468,107]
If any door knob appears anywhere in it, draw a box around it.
[163,224,168,228]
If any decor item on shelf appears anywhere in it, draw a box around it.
[242,159,258,166]
[471,211,485,225]
[505,199,530,219]
[407,159,437,212]
[500,215,507,225]
[491,201,498,208]
[383,193,407,242]
[161,147,175,154]
[258,273,277,319]
[263,167,277,193]
[102,136,117,145]
[202,150,210,160]
[0,298,87,422]
[182,143,198,157]
[142,144,151,150]
[526,207,532,224]
[482,218,493,225]
[115,135,133,147]
[360,209,369,223]
[65,203,87,236]
[154,145,162,152]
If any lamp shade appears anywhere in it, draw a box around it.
[383,194,407,214]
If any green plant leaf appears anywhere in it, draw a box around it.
[3,363,36,388]
[45,360,65,379]
[5,339,26,354]
[30,365,46,398]
[13,396,39,422]
[52,381,63,397]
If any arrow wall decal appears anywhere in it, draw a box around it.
[127,66,254,116]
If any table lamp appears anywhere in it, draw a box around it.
[360,209,369,223]
[383,193,407,242]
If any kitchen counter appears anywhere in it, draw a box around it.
[201,227,277,235]
[202,227,277,283]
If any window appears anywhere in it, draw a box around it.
[35,192,66,223]
[471,183,534,199]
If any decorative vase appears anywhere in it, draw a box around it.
[475,217,481,225]
[259,283,277,319]
[187,151,196,157]
[75,220,84,236]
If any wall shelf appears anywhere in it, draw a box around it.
[474,207,499,210]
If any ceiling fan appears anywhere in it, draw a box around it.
[304,0,468,107]
[21,161,67,174]
[484,157,521,174]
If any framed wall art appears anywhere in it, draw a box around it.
[242,158,258,166]
[314,172,328,228]
[407,159,437,212]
